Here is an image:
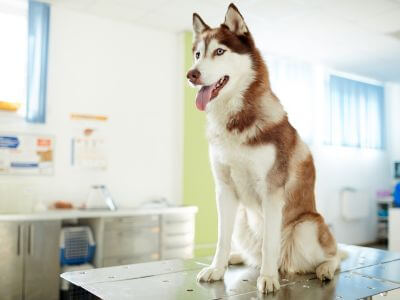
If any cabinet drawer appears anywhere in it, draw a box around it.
[103,253,160,267]
[162,213,195,223]
[162,219,195,235]
[104,215,159,231]
[103,227,159,258]
[162,245,194,260]
[162,232,194,248]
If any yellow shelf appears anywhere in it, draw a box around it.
[0,101,21,112]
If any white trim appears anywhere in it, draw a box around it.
[327,69,384,86]
[0,111,25,124]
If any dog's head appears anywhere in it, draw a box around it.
[187,4,259,111]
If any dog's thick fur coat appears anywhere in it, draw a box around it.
[187,4,341,294]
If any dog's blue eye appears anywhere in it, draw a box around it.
[216,48,225,56]
[195,52,200,59]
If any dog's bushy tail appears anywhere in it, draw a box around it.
[338,249,348,261]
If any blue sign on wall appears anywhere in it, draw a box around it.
[0,136,19,148]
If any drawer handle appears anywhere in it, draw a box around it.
[165,220,191,224]
[116,227,160,237]
[119,218,135,223]
[165,232,193,237]
[165,244,192,250]
[118,216,159,223]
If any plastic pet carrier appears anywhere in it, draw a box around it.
[60,226,96,265]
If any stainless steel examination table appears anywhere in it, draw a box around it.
[61,244,400,300]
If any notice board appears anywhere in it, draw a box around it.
[0,133,54,175]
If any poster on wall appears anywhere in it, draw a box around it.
[0,134,54,175]
[69,113,108,170]
[71,128,107,170]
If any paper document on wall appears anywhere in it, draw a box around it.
[71,128,107,170]
[0,134,54,175]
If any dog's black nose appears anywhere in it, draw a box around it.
[187,69,201,84]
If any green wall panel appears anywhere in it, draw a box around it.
[182,31,217,257]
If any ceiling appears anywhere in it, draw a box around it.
[45,0,400,82]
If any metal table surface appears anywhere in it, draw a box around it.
[61,244,400,300]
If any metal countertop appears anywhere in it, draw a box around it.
[61,244,400,300]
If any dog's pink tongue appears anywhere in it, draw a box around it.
[196,85,213,111]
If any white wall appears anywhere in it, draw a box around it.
[313,146,390,244]
[266,57,392,244]
[274,63,392,245]
[0,6,183,212]
[386,83,400,165]
[311,73,393,245]
[308,71,392,245]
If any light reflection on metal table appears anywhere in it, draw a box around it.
[61,244,400,300]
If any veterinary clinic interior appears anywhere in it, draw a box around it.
[1,0,400,299]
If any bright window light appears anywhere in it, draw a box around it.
[0,0,28,116]
[325,75,384,149]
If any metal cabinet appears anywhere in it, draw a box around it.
[0,221,61,300]
[102,215,160,267]
[0,222,23,300]
[82,210,197,268]
[24,221,61,300]
[161,213,195,260]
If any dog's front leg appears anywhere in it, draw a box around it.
[197,178,238,282]
[257,188,284,293]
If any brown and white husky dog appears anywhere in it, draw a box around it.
[186,3,344,294]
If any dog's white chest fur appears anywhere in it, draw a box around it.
[210,134,276,207]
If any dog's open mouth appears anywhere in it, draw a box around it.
[196,76,229,111]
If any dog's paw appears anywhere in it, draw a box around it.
[257,274,280,294]
[316,261,335,281]
[197,266,225,282]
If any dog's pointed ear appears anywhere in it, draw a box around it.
[223,3,248,35]
[193,13,209,38]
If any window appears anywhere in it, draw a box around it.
[0,0,50,123]
[325,75,384,149]
[0,0,28,116]
[27,0,50,123]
